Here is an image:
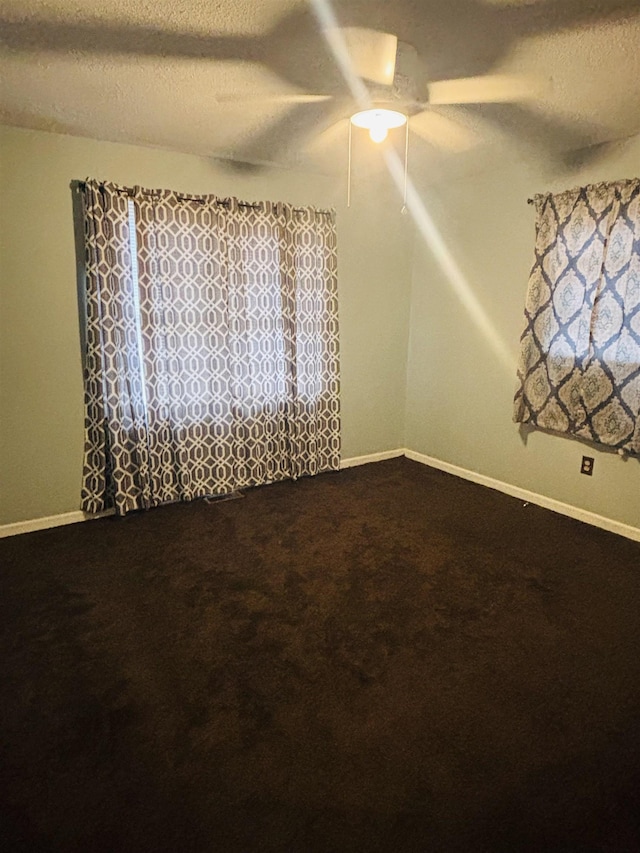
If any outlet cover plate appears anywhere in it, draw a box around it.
[581,456,594,475]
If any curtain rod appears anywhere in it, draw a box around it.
[527,178,640,207]
[72,179,333,215]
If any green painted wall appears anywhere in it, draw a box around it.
[0,125,412,524]
[405,137,640,529]
[2,122,637,531]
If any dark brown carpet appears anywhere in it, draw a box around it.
[1,458,640,853]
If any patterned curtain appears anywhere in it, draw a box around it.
[514,179,640,456]
[80,180,340,515]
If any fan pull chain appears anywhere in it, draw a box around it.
[347,120,353,208]
[347,117,408,212]
[402,118,409,214]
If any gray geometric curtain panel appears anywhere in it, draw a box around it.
[80,180,340,516]
[514,179,640,457]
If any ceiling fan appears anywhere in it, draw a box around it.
[246,25,543,158]
[230,0,640,164]
[1,0,639,167]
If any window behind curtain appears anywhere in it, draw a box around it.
[80,181,340,516]
[513,179,640,456]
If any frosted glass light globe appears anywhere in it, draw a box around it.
[350,109,406,144]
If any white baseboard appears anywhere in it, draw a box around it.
[0,509,114,539]
[405,449,640,544]
[0,454,402,537]
[340,449,405,469]
[2,449,637,544]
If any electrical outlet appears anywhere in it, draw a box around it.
[581,456,594,476]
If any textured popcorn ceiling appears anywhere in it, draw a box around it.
[1,0,640,178]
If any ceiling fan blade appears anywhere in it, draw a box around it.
[328,27,398,86]
[230,99,348,169]
[507,0,640,38]
[304,118,351,155]
[409,110,479,153]
[0,17,261,62]
[428,74,543,106]
[215,94,333,105]
[464,102,602,165]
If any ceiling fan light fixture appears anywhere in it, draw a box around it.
[350,108,407,143]
[347,108,410,212]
